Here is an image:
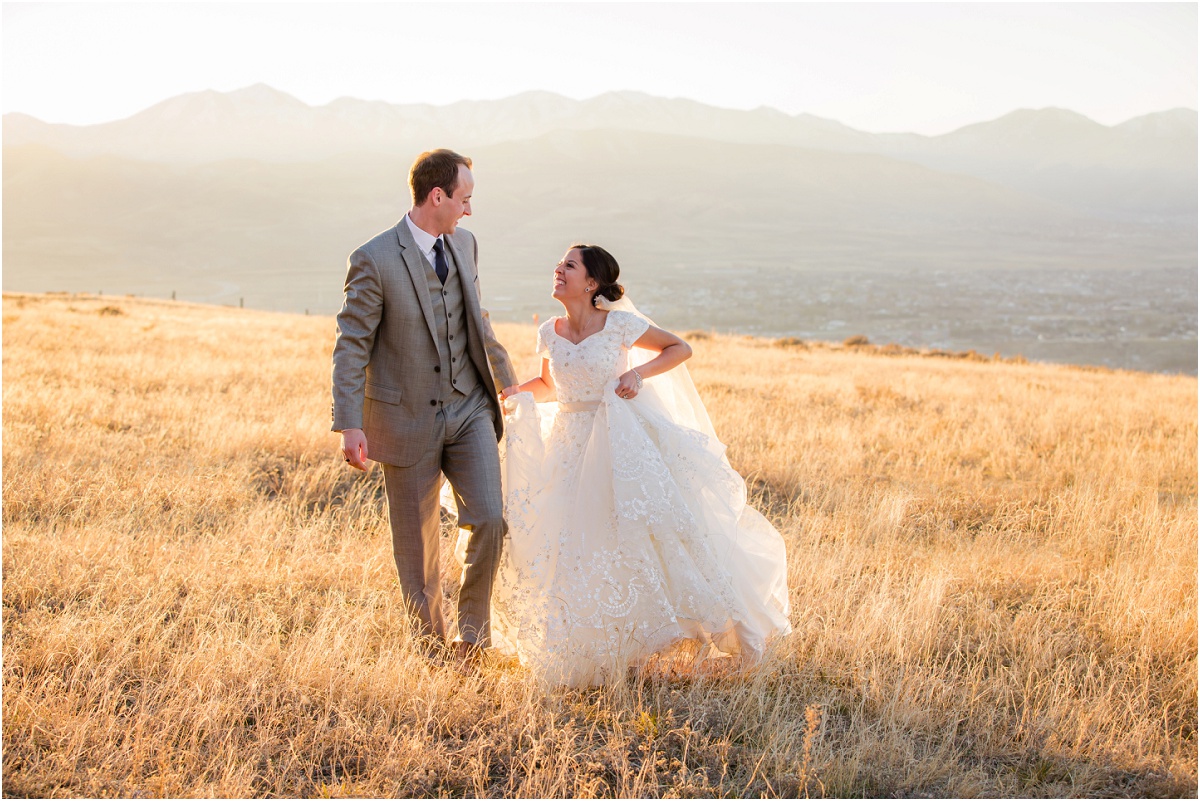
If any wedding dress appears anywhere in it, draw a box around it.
[455,302,792,686]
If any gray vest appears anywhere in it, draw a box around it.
[424,246,482,400]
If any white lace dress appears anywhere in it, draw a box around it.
[488,309,791,686]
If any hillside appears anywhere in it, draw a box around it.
[3,292,1195,797]
[2,129,1100,303]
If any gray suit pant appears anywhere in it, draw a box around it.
[381,385,505,646]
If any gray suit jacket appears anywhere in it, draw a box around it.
[331,220,517,467]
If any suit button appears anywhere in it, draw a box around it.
[434,365,441,373]
[430,400,437,406]
[449,335,454,341]
[447,313,452,318]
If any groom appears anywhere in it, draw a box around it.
[331,149,516,662]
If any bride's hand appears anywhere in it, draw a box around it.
[499,386,521,415]
[615,370,642,400]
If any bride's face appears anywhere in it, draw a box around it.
[552,249,593,302]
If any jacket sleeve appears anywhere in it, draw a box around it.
[330,248,383,431]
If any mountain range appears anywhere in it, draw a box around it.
[5,84,1196,219]
[3,86,1196,372]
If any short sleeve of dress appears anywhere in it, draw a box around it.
[536,319,555,357]
[616,310,651,349]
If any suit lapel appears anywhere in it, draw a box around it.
[446,234,491,380]
[446,235,482,340]
[393,220,438,343]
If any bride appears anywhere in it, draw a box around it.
[476,244,791,686]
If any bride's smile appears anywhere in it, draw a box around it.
[551,250,590,300]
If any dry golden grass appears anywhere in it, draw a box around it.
[3,292,1196,798]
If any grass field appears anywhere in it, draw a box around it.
[3,292,1196,797]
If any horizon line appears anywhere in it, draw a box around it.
[4,83,1197,138]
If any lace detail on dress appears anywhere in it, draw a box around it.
[535,318,553,358]
[620,311,650,348]
[541,311,645,404]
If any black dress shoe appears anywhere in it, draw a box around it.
[452,640,484,672]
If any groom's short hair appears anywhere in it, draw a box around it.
[410,149,473,206]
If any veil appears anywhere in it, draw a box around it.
[594,294,719,443]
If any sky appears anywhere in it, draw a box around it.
[2,2,1196,135]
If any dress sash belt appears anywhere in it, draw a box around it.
[558,400,600,413]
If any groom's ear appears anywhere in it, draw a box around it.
[415,187,437,208]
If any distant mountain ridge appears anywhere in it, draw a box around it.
[3,86,1195,373]
[8,84,1194,151]
[4,85,1195,220]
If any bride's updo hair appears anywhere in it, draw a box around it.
[571,244,625,306]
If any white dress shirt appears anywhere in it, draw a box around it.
[405,214,444,269]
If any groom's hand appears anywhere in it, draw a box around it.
[340,428,370,471]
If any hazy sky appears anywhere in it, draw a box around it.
[3,2,1195,134]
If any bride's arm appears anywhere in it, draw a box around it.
[618,326,693,397]
[501,357,556,402]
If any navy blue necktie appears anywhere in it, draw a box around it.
[433,239,448,285]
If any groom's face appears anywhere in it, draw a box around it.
[433,165,474,235]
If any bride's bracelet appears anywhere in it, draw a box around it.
[632,369,643,391]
